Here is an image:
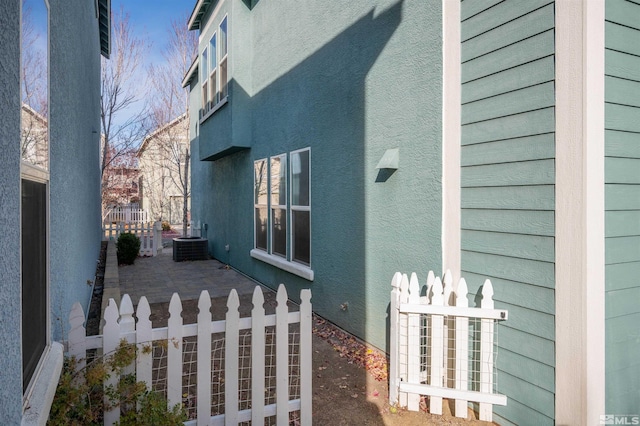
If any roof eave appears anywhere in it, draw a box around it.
[188,0,214,31]
[98,0,111,58]
[182,56,199,88]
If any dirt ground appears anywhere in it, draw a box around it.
[146,290,494,426]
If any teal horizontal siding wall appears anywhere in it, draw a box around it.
[604,0,640,413]
[460,1,555,424]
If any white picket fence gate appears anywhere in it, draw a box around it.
[68,285,312,425]
[389,270,508,421]
[103,206,149,224]
[102,222,162,257]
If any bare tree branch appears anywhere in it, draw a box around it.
[140,13,197,235]
[101,7,150,207]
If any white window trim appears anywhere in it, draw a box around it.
[290,147,311,267]
[218,15,228,101]
[251,149,313,281]
[21,342,63,425]
[208,31,218,106]
[199,95,228,124]
[270,154,287,258]
[251,249,314,281]
[254,158,268,251]
[200,46,208,107]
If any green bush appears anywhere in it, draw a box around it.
[49,340,186,426]
[161,221,171,231]
[117,232,140,265]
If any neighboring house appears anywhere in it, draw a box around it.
[21,104,48,169]
[0,0,109,423]
[102,163,141,207]
[137,114,190,224]
[184,0,639,424]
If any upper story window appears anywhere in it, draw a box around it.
[201,46,208,106]
[252,148,312,277]
[208,33,217,105]
[219,16,228,100]
[199,15,228,121]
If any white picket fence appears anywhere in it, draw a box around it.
[389,270,508,421]
[103,206,149,224]
[68,285,312,425]
[102,222,161,257]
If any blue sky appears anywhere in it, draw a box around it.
[109,1,196,132]
[112,0,196,65]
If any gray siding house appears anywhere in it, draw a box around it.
[185,0,640,424]
[0,0,108,423]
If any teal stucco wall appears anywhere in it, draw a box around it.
[604,0,640,413]
[190,0,442,350]
[0,1,25,423]
[460,1,556,424]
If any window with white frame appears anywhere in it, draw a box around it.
[219,16,228,100]
[201,46,208,107]
[254,159,268,250]
[208,33,217,105]
[200,15,227,120]
[270,154,287,257]
[291,149,311,265]
[253,148,311,270]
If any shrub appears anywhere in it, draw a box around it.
[161,221,171,231]
[117,232,140,265]
[49,340,186,426]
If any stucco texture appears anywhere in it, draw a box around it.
[191,0,442,351]
[0,2,26,423]
[49,0,102,341]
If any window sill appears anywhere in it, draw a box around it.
[250,249,314,281]
[199,96,228,124]
[22,342,64,425]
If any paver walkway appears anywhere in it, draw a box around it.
[118,247,260,305]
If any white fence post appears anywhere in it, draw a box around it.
[276,284,289,425]
[454,278,469,418]
[103,299,121,426]
[153,220,162,256]
[225,289,240,425]
[119,295,135,377]
[299,289,313,425]
[68,302,87,374]
[167,293,183,411]
[389,272,402,406]
[479,279,495,422]
[407,273,421,411]
[136,297,152,392]
[197,291,212,426]
[251,287,266,424]
[429,276,444,415]
[398,273,409,407]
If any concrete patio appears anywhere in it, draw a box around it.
[117,244,260,306]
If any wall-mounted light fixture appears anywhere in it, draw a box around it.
[375,148,399,170]
[375,148,399,183]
